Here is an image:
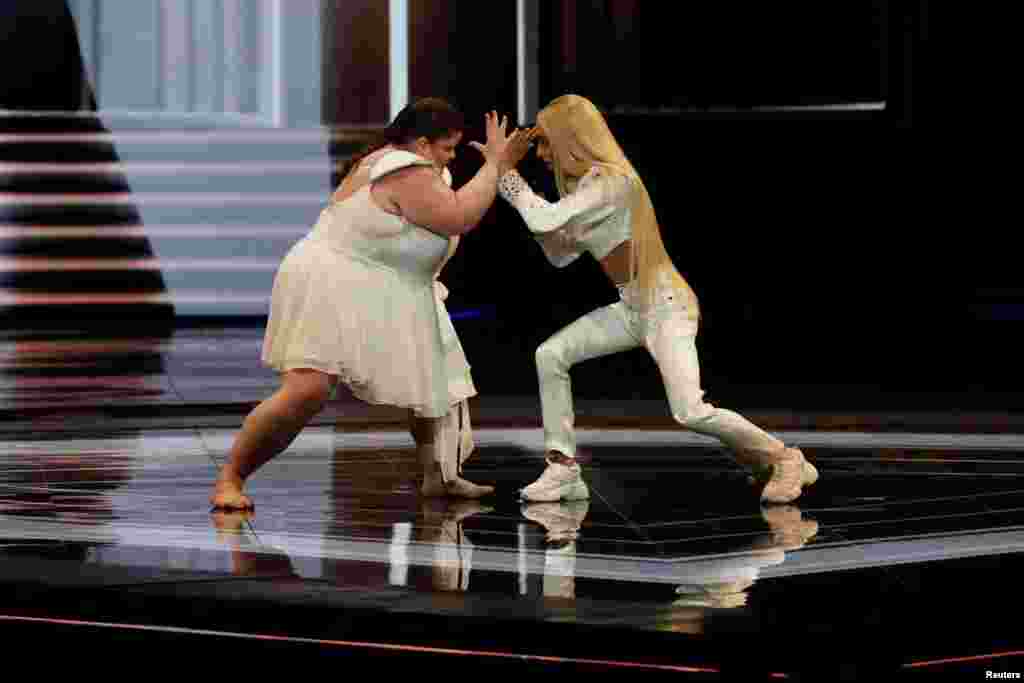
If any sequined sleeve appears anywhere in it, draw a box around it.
[499,169,631,267]
[498,169,628,235]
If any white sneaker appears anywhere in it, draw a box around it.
[761,448,818,504]
[520,459,590,502]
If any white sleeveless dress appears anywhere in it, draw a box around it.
[261,150,476,419]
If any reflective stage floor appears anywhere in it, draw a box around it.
[0,327,1022,679]
[1,425,1023,679]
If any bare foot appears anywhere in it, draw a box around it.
[210,469,254,510]
[421,474,494,499]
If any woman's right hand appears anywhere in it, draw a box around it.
[468,111,515,168]
[499,126,537,176]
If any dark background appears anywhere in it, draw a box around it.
[410,2,1017,410]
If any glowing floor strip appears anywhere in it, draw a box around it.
[903,650,1024,668]
[0,615,718,672]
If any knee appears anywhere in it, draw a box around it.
[535,339,569,376]
[287,379,333,419]
[672,400,715,429]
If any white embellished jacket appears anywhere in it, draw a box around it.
[498,167,633,268]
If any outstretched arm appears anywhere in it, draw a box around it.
[498,168,631,267]
[498,168,630,235]
[387,112,516,237]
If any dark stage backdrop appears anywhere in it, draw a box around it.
[538,2,889,109]
[430,2,1018,408]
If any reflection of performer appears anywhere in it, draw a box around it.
[497,95,817,504]
[521,501,590,600]
[521,500,590,545]
[519,499,816,611]
[673,505,818,610]
[412,499,492,592]
[209,510,299,578]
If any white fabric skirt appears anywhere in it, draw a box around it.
[261,236,475,418]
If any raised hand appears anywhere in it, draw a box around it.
[468,111,516,167]
[499,126,537,175]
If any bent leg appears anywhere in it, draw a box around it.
[646,313,816,503]
[535,303,641,458]
[647,314,785,459]
[523,303,639,502]
[211,368,337,509]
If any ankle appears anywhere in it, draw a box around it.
[218,466,245,486]
[547,451,577,466]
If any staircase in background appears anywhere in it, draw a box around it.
[1,112,371,330]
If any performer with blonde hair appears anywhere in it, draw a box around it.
[498,95,817,504]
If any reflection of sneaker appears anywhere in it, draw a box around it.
[760,504,819,551]
[761,448,818,504]
[520,459,590,502]
[674,579,754,609]
[521,500,590,543]
[543,542,577,599]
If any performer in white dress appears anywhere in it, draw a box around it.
[497,95,818,505]
[211,99,521,509]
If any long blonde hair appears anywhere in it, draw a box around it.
[536,95,697,316]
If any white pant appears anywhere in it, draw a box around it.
[535,285,784,463]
